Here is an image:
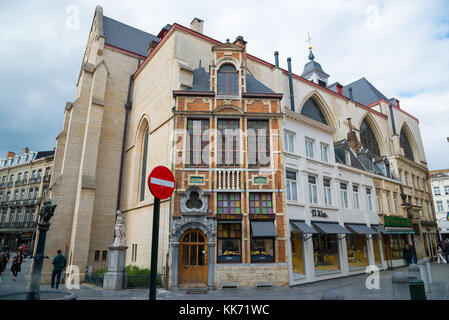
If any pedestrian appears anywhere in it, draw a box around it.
[408,242,417,264]
[0,252,8,284]
[51,249,67,289]
[437,242,447,263]
[403,242,413,265]
[2,244,9,253]
[443,239,449,263]
[10,249,23,281]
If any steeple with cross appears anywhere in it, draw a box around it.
[300,32,330,87]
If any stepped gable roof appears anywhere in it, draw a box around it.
[342,77,389,106]
[103,16,160,57]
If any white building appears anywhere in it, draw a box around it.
[282,108,384,286]
[429,169,449,240]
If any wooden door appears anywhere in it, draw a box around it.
[178,230,208,288]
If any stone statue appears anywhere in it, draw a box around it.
[113,210,126,246]
[38,200,57,224]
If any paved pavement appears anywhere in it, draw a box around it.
[1,257,448,300]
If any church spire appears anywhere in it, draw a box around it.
[301,32,329,87]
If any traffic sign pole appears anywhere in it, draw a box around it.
[149,197,160,300]
[147,166,175,301]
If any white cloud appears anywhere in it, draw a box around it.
[0,0,448,169]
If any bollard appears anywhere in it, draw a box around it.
[417,259,431,293]
[423,257,433,285]
[321,290,345,300]
[408,264,421,280]
[408,277,427,300]
[391,272,410,300]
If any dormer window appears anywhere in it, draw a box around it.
[217,64,238,96]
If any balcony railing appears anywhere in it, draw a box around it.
[0,221,37,230]
[21,179,28,185]
[7,181,13,187]
[15,180,21,187]
[217,169,242,190]
[43,175,51,182]
[29,177,37,184]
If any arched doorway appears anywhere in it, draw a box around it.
[178,229,208,288]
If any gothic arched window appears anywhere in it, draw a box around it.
[140,126,149,201]
[300,98,328,125]
[360,118,380,156]
[217,64,238,95]
[400,128,414,161]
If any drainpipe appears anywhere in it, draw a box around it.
[389,104,397,134]
[274,51,279,67]
[287,57,295,112]
[348,87,353,101]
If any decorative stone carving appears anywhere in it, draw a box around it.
[113,210,126,247]
[180,186,209,215]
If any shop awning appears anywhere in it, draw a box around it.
[290,221,319,234]
[312,222,352,234]
[372,225,389,234]
[345,224,377,235]
[439,230,449,234]
[385,227,415,234]
[251,221,277,238]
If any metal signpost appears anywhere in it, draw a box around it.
[147,166,175,300]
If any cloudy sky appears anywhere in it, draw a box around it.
[0,0,448,170]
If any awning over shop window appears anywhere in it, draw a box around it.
[251,221,277,238]
[312,222,351,234]
[372,225,389,234]
[290,221,319,234]
[385,227,415,234]
[345,224,377,235]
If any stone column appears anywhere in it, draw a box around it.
[207,242,215,290]
[171,243,179,289]
[103,245,127,290]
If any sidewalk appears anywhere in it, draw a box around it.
[1,258,448,300]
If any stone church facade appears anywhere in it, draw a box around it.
[42,6,436,287]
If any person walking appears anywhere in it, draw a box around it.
[51,249,67,289]
[10,249,23,281]
[443,239,449,263]
[403,242,413,265]
[0,251,9,284]
[408,242,417,264]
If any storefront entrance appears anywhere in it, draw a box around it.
[178,229,208,288]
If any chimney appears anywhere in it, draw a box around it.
[274,51,279,67]
[336,83,343,95]
[287,58,295,112]
[395,99,400,108]
[233,36,247,50]
[147,40,158,56]
[22,147,29,155]
[190,18,204,34]
[6,152,15,159]
[346,118,361,152]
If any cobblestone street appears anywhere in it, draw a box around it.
[1,258,448,300]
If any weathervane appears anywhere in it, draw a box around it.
[306,32,312,50]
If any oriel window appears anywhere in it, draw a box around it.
[217,64,239,96]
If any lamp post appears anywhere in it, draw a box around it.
[26,200,57,300]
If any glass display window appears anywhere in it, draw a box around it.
[346,234,368,270]
[249,193,272,214]
[290,232,305,274]
[250,237,274,262]
[217,222,241,262]
[217,193,241,214]
[390,234,407,259]
[312,233,340,275]
[372,235,382,265]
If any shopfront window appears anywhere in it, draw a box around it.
[217,222,241,262]
[372,235,382,265]
[250,238,274,262]
[346,234,368,270]
[290,232,305,274]
[312,234,340,275]
[390,234,407,259]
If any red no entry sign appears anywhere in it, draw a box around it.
[147,166,175,200]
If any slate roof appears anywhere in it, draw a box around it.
[341,77,389,106]
[246,73,275,94]
[334,141,365,171]
[35,150,55,160]
[103,16,160,57]
[301,60,330,79]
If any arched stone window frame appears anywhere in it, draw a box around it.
[399,123,418,162]
[214,58,241,97]
[358,113,385,157]
[135,115,150,202]
[298,91,336,130]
